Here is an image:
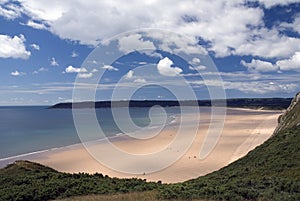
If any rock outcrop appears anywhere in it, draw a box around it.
[275,92,300,133]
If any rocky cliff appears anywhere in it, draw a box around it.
[275,92,300,133]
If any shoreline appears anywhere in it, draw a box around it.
[0,107,278,162]
[0,113,180,168]
[1,107,282,183]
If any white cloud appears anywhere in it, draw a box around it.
[2,0,299,60]
[50,57,58,66]
[225,81,298,94]
[191,58,201,64]
[30,43,40,50]
[125,70,134,79]
[11,70,25,76]
[253,0,300,8]
[191,79,298,94]
[0,34,31,59]
[138,61,148,65]
[157,57,182,76]
[0,3,21,19]
[33,67,48,74]
[241,59,278,72]
[276,52,300,71]
[78,73,93,78]
[280,15,300,35]
[88,60,98,64]
[17,0,67,21]
[118,34,155,53]
[189,65,207,71]
[134,78,146,83]
[234,28,300,58]
[65,65,87,73]
[102,65,118,71]
[146,31,207,55]
[241,52,300,72]
[123,70,147,83]
[24,20,48,30]
[71,51,78,57]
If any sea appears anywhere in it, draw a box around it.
[0,106,183,160]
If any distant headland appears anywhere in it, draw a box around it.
[49,98,292,110]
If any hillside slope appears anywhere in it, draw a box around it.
[159,94,300,201]
[0,161,160,201]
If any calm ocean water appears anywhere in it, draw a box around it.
[0,106,181,159]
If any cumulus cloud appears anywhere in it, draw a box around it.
[50,57,59,66]
[33,67,48,74]
[241,59,278,72]
[253,0,300,8]
[157,57,182,76]
[123,70,146,83]
[24,20,48,30]
[118,34,155,53]
[276,52,300,71]
[125,70,134,79]
[0,34,31,59]
[78,73,93,78]
[71,51,78,57]
[146,32,207,55]
[2,0,300,60]
[280,15,300,35]
[241,52,300,72]
[65,65,87,73]
[102,65,118,71]
[64,65,95,78]
[0,1,252,56]
[134,78,146,83]
[191,58,201,64]
[0,3,21,19]
[234,28,300,58]
[30,43,40,50]
[11,70,25,76]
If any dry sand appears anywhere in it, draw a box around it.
[30,107,282,183]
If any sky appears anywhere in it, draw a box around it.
[0,0,300,105]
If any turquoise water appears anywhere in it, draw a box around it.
[0,106,180,159]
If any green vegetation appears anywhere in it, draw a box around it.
[54,191,159,201]
[158,126,300,200]
[0,161,160,201]
[50,98,292,110]
[55,191,210,201]
[158,94,300,200]
[1,95,299,201]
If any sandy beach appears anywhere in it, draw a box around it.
[10,107,278,183]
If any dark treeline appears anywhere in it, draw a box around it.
[50,98,292,110]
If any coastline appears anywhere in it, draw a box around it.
[1,107,282,183]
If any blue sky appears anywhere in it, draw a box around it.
[0,0,300,105]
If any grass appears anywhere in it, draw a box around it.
[54,191,211,201]
[54,191,158,201]
[158,126,300,200]
[0,161,160,201]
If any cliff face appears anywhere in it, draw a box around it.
[275,92,300,133]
